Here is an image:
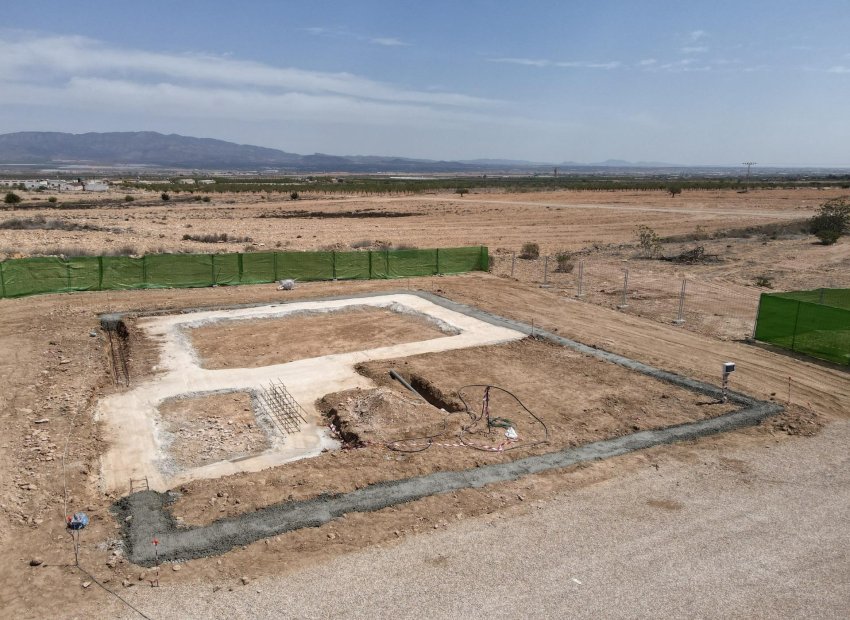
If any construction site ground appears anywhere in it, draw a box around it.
[1,188,848,618]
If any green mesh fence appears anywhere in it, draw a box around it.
[754,289,850,366]
[0,246,488,300]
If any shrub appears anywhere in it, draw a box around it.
[124,195,134,202]
[519,242,540,259]
[182,232,252,243]
[161,193,170,201]
[636,224,662,257]
[4,192,21,205]
[809,198,849,245]
[47,196,58,204]
[554,251,574,273]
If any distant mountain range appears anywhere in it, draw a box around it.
[0,131,692,173]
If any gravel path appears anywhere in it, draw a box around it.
[121,420,850,619]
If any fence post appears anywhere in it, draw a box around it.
[617,268,629,309]
[674,279,687,324]
[510,252,516,278]
[576,260,584,298]
[790,301,802,352]
[752,294,763,340]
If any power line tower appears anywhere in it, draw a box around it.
[742,161,756,192]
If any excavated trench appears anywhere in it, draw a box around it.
[112,291,783,566]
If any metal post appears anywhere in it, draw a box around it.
[510,252,516,278]
[576,260,584,297]
[540,255,550,287]
[674,279,687,324]
[617,268,629,309]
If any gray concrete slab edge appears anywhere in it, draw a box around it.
[111,291,783,566]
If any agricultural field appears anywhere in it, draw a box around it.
[1,187,848,618]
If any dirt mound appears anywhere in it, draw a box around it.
[319,386,460,445]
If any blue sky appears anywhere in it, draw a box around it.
[1,0,849,165]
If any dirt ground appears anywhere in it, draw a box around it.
[0,187,843,259]
[189,305,450,369]
[1,188,847,618]
[157,392,269,469]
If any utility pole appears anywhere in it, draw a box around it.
[742,162,756,192]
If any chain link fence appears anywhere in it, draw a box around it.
[490,252,764,340]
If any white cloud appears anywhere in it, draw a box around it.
[0,32,486,111]
[304,25,410,47]
[370,37,409,47]
[489,57,620,69]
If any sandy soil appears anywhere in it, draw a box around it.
[0,187,842,259]
[189,306,450,369]
[158,392,269,469]
[1,188,847,618]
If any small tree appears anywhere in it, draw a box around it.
[4,192,21,205]
[809,198,849,245]
[636,224,662,257]
[519,242,540,259]
[161,193,170,201]
[455,188,469,198]
[667,186,682,198]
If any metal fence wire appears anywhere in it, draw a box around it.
[490,252,766,340]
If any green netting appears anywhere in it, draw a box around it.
[388,249,438,278]
[333,251,371,280]
[276,252,334,281]
[240,252,276,283]
[0,246,488,299]
[438,246,488,274]
[144,253,215,289]
[754,290,850,366]
[1,257,72,297]
[101,256,145,290]
[212,253,240,285]
[772,289,850,311]
[68,256,101,292]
